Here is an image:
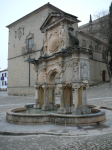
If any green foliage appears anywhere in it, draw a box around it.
[109,59,112,74]
[108,2,112,73]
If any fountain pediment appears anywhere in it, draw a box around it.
[40,12,80,56]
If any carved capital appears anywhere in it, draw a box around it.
[57,83,66,90]
[42,84,48,90]
[34,84,40,89]
[72,83,81,89]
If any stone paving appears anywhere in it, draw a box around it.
[0,134,112,150]
[0,82,112,150]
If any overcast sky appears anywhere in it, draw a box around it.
[0,0,111,70]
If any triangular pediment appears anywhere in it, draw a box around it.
[47,16,60,25]
[40,12,80,33]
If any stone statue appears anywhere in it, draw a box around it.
[59,23,65,50]
[68,26,79,47]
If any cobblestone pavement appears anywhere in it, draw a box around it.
[0,133,112,150]
[0,82,112,150]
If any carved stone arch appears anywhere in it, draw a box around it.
[47,68,60,84]
[26,32,34,39]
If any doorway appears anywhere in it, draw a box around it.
[102,70,106,82]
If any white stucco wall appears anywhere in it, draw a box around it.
[0,70,8,90]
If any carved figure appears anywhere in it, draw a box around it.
[60,24,65,37]
[59,23,66,49]
[68,26,79,47]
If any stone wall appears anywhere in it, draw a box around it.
[7,5,109,96]
[89,59,109,85]
[8,7,52,95]
[78,33,109,85]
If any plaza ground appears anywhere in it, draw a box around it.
[0,82,112,149]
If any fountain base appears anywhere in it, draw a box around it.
[6,105,106,126]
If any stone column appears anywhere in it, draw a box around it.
[60,88,64,107]
[52,89,55,105]
[82,87,87,106]
[33,85,41,109]
[48,85,57,110]
[58,86,66,114]
[42,85,50,110]
[71,83,81,115]
[74,88,79,109]
[82,86,91,114]
[43,85,47,105]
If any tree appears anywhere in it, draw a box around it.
[93,3,112,86]
[108,3,112,85]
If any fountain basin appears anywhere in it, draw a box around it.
[6,105,106,126]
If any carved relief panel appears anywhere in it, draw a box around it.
[48,27,59,53]
[49,32,59,53]
[15,27,24,39]
[44,22,67,55]
[80,61,89,81]
[59,57,79,83]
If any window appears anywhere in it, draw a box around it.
[5,81,7,85]
[102,50,107,61]
[26,33,34,54]
[89,44,93,50]
[15,31,17,38]
[82,40,86,48]
[89,53,93,59]
[2,73,3,77]
[23,28,24,35]
[28,38,33,52]
[2,81,4,86]
[95,44,101,52]
[5,73,7,77]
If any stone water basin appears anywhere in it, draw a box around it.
[6,104,106,126]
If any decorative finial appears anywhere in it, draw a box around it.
[89,14,92,23]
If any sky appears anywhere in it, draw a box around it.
[0,0,111,70]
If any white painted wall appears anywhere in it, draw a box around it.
[0,70,8,90]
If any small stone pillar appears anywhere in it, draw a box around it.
[58,85,66,114]
[71,83,82,115]
[82,86,91,114]
[74,88,79,109]
[33,84,41,109]
[82,87,87,106]
[42,84,50,110]
[60,88,64,107]
[64,86,72,114]
[48,85,57,110]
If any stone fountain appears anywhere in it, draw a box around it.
[6,12,106,125]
